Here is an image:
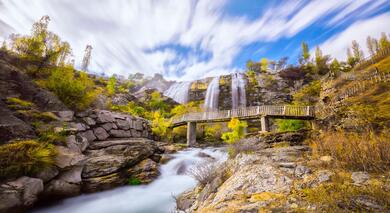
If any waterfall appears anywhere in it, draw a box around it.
[204,76,220,110]
[231,73,246,109]
[163,82,192,104]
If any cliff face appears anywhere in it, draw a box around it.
[187,72,294,110]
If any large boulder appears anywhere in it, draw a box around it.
[81,139,157,192]
[94,110,115,123]
[77,130,97,142]
[127,158,159,184]
[0,102,35,143]
[109,129,132,138]
[93,127,109,141]
[43,166,83,198]
[0,177,43,212]
[54,146,86,170]
[65,135,89,153]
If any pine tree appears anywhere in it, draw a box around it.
[314,46,330,75]
[329,59,341,77]
[346,47,356,67]
[260,58,268,73]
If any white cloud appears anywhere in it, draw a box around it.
[0,0,388,81]
[318,13,390,61]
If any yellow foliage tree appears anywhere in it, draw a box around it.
[151,111,171,141]
[221,118,247,144]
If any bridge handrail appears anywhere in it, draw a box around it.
[171,105,314,125]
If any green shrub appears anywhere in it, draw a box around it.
[44,66,100,110]
[111,101,146,118]
[293,80,321,105]
[204,123,223,143]
[0,140,57,179]
[127,177,141,185]
[275,119,308,132]
[106,76,117,96]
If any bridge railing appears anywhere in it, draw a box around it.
[171,105,314,125]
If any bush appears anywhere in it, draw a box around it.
[293,80,321,105]
[44,66,100,110]
[187,162,220,185]
[106,76,116,96]
[204,123,223,143]
[275,119,308,132]
[111,101,146,118]
[0,140,57,179]
[311,130,390,172]
[221,118,247,144]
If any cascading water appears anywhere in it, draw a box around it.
[163,82,192,104]
[33,148,227,213]
[204,76,220,110]
[231,73,247,109]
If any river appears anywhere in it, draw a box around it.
[33,147,227,213]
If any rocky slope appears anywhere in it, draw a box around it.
[176,131,388,212]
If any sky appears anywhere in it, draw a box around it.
[0,0,389,81]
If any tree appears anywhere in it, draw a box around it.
[151,111,171,141]
[346,47,357,67]
[314,46,330,75]
[366,36,375,56]
[9,16,72,76]
[329,59,341,77]
[221,118,247,144]
[260,58,268,73]
[351,40,364,62]
[299,41,310,65]
[379,32,390,50]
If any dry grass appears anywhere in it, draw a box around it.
[311,130,390,172]
[186,162,222,185]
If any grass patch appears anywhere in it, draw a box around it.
[0,140,57,179]
[310,130,390,172]
[127,177,141,185]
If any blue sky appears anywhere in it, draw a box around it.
[0,0,390,81]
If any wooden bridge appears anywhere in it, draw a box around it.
[170,105,315,146]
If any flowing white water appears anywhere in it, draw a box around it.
[231,73,247,109]
[33,148,227,213]
[204,76,220,110]
[163,82,192,104]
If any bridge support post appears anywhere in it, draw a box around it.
[260,116,269,132]
[187,122,197,147]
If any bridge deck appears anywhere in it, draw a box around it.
[171,105,315,127]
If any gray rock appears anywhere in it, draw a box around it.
[134,120,144,130]
[34,166,59,183]
[127,158,159,184]
[294,165,311,178]
[77,130,97,142]
[43,166,83,198]
[317,170,333,183]
[93,127,109,141]
[83,117,96,126]
[352,195,384,210]
[66,135,88,152]
[54,146,86,169]
[68,122,88,131]
[0,104,36,143]
[116,119,131,130]
[351,172,370,185]
[82,140,156,178]
[95,110,115,123]
[55,111,74,122]
[0,176,43,211]
[131,129,142,137]
[75,111,89,118]
[82,173,125,193]
[109,129,132,138]
[101,122,115,131]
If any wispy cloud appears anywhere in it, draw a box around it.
[0,0,388,81]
